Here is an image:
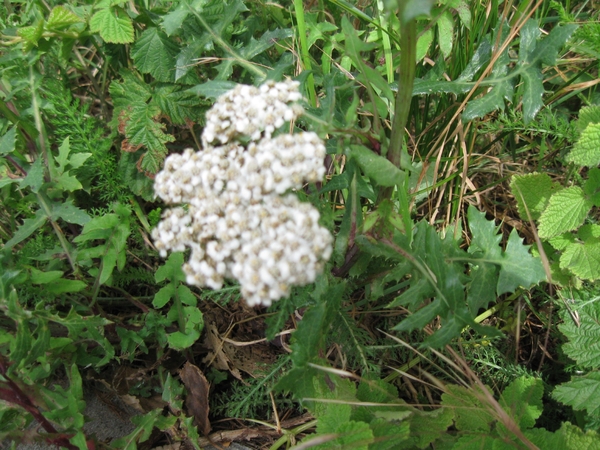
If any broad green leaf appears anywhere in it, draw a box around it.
[153,84,202,125]
[30,268,63,284]
[510,173,558,220]
[559,300,600,369]
[50,201,91,226]
[404,407,454,448]
[46,6,82,31]
[584,168,600,206]
[162,8,190,36]
[467,263,498,314]
[416,28,433,62]
[412,79,472,95]
[499,376,543,430]
[131,28,180,82]
[539,186,592,239]
[441,384,494,432]
[0,127,17,155]
[567,122,600,167]
[45,279,86,295]
[167,307,203,350]
[576,105,600,132]
[462,80,512,121]
[497,229,546,295]
[402,0,435,22]
[18,21,44,47]
[369,418,410,450]
[437,10,454,58]
[519,19,541,64]
[560,237,600,281]
[334,420,374,449]
[347,145,405,187]
[457,37,492,81]
[454,1,471,28]
[558,422,600,450]
[153,285,175,308]
[187,81,238,100]
[554,372,600,418]
[155,252,186,283]
[89,6,134,44]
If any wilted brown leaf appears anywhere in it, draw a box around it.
[179,362,211,436]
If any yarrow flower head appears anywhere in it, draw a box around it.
[152,80,333,307]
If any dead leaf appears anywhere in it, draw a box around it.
[179,362,211,436]
[202,322,243,381]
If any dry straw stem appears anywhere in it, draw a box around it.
[423,0,545,226]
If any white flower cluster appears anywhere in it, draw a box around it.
[152,80,333,307]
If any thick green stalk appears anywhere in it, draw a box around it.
[378,5,417,203]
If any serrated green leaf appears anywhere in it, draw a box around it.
[559,300,600,369]
[18,21,44,46]
[537,24,578,66]
[111,409,163,450]
[347,145,405,187]
[467,263,499,315]
[560,238,600,281]
[30,268,64,284]
[404,407,454,448]
[437,10,454,58]
[499,376,543,430]
[576,105,600,132]
[497,229,546,294]
[413,79,473,95]
[416,28,433,62]
[74,214,120,241]
[584,168,600,206]
[46,6,82,31]
[186,81,238,100]
[539,186,592,238]
[215,28,293,80]
[519,20,541,64]
[567,122,600,167]
[441,384,494,432]
[125,102,175,174]
[162,8,190,36]
[0,127,17,155]
[153,84,202,125]
[510,173,558,220]
[558,421,600,450]
[89,7,134,44]
[462,79,513,121]
[369,418,410,450]
[3,209,47,251]
[554,372,600,418]
[20,158,44,193]
[521,66,544,125]
[334,420,374,449]
[131,28,180,82]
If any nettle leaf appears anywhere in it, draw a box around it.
[18,20,44,48]
[132,28,180,82]
[510,173,559,220]
[576,105,600,132]
[560,227,600,281]
[46,6,82,31]
[125,102,175,174]
[347,145,405,187]
[554,372,600,419]
[559,300,600,369]
[538,186,593,239]
[499,376,544,430]
[584,168,600,206]
[153,84,203,125]
[566,122,600,167]
[89,6,134,44]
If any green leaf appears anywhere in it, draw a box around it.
[559,300,600,369]
[30,268,64,284]
[554,372,600,419]
[3,209,47,251]
[153,84,202,125]
[415,28,433,62]
[155,252,186,284]
[412,78,473,95]
[567,122,600,167]
[437,10,454,58]
[539,186,593,239]
[497,228,547,295]
[576,105,600,132]
[46,6,82,31]
[558,422,600,450]
[560,234,600,281]
[111,409,164,450]
[510,173,558,220]
[584,168,600,206]
[521,66,544,125]
[402,0,435,22]
[404,407,454,448]
[499,376,544,430]
[462,79,513,121]
[89,6,134,44]
[162,7,190,36]
[153,285,175,309]
[167,306,203,350]
[131,28,180,82]
[18,21,44,47]
[0,127,17,155]
[187,81,238,100]
[347,145,405,187]
[441,384,494,432]
[20,158,44,193]
[537,24,578,66]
